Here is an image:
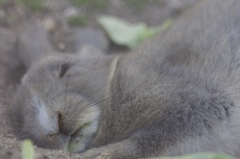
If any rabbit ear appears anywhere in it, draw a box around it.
[17,20,53,69]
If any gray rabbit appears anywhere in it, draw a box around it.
[12,0,240,158]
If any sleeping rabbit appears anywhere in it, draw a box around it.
[12,0,240,158]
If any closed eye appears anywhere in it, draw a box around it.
[59,63,70,78]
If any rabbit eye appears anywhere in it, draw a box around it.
[59,63,70,78]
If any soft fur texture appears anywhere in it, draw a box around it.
[12,0,240,158]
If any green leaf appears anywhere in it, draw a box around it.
[22,139,34,159]
[97,16,172,49]
[149,153,236,159]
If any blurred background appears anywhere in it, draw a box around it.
[0,0,200,54]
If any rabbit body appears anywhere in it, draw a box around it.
[13,0,240,158]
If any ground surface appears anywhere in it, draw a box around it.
[0,0,200,158]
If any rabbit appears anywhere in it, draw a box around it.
[12,0,240,158]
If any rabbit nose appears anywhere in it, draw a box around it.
[58,112,68,135]
[58,112,76,135]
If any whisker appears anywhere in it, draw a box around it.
[81,95,113,111]
[92,53,103,66]
[80,79,112,104]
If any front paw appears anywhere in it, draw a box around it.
[80,148,112,159]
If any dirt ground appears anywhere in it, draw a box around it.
[0,0,200,158]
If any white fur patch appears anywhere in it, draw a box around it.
[33,95,59,135]
[79,106,100,125]
[21,74,28,84]
[81,120,99,135]
[67,120,99,153]
[68,106,100,153]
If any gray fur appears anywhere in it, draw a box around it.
[12,0,240,158]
